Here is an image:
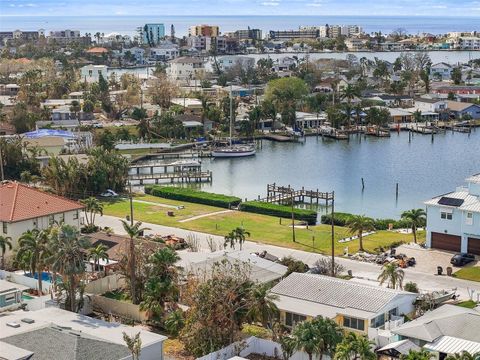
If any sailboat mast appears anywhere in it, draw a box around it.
[229,85,233,147]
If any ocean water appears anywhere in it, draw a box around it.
[0,15,479,37]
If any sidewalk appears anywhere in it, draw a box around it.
[96,215,480,300]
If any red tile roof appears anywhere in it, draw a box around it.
[0,182,84,222]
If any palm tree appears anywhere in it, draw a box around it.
[88,244,109,273]
[246,283,279,328]
[49,225,90,312]
[120,220,150,305]
[346,215,375,252]
[445,351,479,360]
[224,227,251,250]
[0,235,12,269]
[164,309,185,336]
[17,229,50,294]
[401,209,426,244]
[123,332,142,360]
[378,263,405,290]
[400,349,433,360]
[80,197,104,229]
[279,335,297,360]
[334,332,376,360]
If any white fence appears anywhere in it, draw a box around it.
[85,274,125,295]
[0,270,53,294]
[91,294,148,322]
[196,336,329,360]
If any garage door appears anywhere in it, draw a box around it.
[468,237,480,255]
[431,232,461,252]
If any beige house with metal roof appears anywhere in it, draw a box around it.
[269,273,417,335]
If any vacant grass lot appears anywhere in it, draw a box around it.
[102,195,423,256]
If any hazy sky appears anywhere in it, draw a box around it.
[1,0,480,16]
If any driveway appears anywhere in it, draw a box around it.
[96,215,480,300]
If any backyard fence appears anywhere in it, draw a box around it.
[85,274,125,295]
[91,294,148,322]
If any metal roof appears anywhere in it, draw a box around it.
[425,189,480,213]
[424,336,480,354]
[270,273,414,314]
[377,339,420,355]
[466,173,480,184]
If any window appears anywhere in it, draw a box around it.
[2,222,7,234]
[343,316,365,331]
[285,312,306,327]
[48,215,55,225]
[59,213,65,223]
[33,219,38,229]
[466,212,473,225]
[5,293,16,304]
[441,212,453,220]
[73,211,79,220]
[371,313,385,328]
[88,70,93,76]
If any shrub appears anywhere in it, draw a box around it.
[279,256,309,276]
[404,281,419,293]
[145,185,241,208]
[321,212,412,229]
[240,201,317,224]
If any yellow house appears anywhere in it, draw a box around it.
[270,273,417,336]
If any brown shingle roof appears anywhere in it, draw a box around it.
[0,182,84,222]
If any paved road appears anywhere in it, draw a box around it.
[97,215,480,300]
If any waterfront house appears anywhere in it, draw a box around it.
[166,57,205,84]
[149,43,179,61]
[0,280,27,313]
[430,63,453,81]
[269,273,417,334]
[391,304,480,355]
[446,100,480,120]
[385,108,413,123]
[0,182,84,251]
[80,64,108,83]
[424,174,480,254]
[216,55,256,72]
[0,307,167,360]
[295,111,326,129]
[414,98,447,113]
[170,97,203,115]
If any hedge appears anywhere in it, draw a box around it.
[320,212,411,230]
[240,201,317,225]
[145,185,242,209]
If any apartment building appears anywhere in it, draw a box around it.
[234,28,262,41]
[139,23,165,46]
[189,24,220,37]
[48,29,89,45]
[269,29,319,40]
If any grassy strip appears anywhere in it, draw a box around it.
[145,185,241,209]
[240,201,317,225]
[453,267,480,282]
[456,300,478,309]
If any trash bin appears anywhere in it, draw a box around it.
[390,248,396,256]
[447,267,453,276]
[347,270,353,277]
[437,266,443,275]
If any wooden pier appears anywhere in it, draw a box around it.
[263,134,296,142]
[259,183,334,206]
[128,171,212,185]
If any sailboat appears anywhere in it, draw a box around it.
[211,86,256,158]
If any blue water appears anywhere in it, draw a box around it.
[25,272,53,283]
[0,15,479,37]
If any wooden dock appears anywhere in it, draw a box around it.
[259,183,334,206]
[128,171,212,185]
[263,134,297,142]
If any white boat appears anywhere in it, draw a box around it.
[211,144,256,158]
[211,86,256,159]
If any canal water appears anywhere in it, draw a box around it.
[198,130,480,219]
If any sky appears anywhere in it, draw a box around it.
[1,0,480,17]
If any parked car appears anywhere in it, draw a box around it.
[450,253,476,266]
[100,189,119,198]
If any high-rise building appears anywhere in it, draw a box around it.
[139,23,165,46]
[189,25,220,37]
[234,28,262,41]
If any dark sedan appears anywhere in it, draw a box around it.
[450,253,476,266]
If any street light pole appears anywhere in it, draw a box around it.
[331,191,335,276]
[291,189,296,243]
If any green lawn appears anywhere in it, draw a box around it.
[102,195,422,256]
[456,300,478,309]
[453,266,480,282]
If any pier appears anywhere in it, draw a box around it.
[259,183,334,206]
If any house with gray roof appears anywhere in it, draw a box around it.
[269,272,417,334]
[391,304,480,355]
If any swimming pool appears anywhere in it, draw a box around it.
[22,294,34,300]
[25,272,53,283]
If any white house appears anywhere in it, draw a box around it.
[270,273,417,335]
[0,182,84,251]
[216,55,255,71]
[413,98,447,113]
[391,305,480,355]
[80,64,108,83]
[424,173,480,254]
[149,44,179,61]
[430,62,453,81]
[166,57,205,84]
[0,307,167,360]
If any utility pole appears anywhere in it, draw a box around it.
[291,188,296,243]
[331,191,335,276]
[0,144,4,181]
[129,182,134,226]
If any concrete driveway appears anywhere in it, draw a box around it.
[396,244,464,275]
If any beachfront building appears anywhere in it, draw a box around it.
[48,29,89,45]
[139,23,165,46]
[0,182,84,251]
[270,273,417,334]
[446,36,480,50]
[430,62,453,81]
[0,307,167,360]
[80,64,108,83]
[166,57,205,84]
[414,98,447,113]
[189,24,220,37]
[391,305,480,356]
[0,29,44,44]
[269,29,319,40]
[233,28,262,41]
[424,174,480,254]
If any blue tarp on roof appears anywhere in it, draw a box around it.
[23,129,77,139]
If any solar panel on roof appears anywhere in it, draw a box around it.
[438,197,464,207]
